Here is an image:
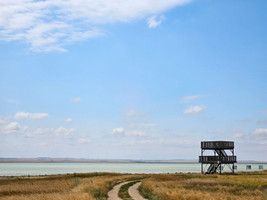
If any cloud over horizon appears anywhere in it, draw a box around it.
[251,128,267,140]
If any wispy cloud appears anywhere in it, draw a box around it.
[2,98,18,103]
[0,116,7,125]
[0,0,191,52]
[72,97,81,103]
[112,127,146,136]
[235,118,252,123]
[257,119,267,124]
[65,118,72,123]
[147,15,165,28]
[112,127,125,134]
[129,123,155,128]
[1,122,20,134]
[34,128,53,135]
[78,138,91,144]
[124,110,145,116]
[183,105,207,114]
[125,130,146,136]
[55,127,76,135]
[232,133,245,139]
[137,138,196,146]
[251,128,267,139]
[182,95,201,103]
[14,112,48,120]
[207,129,226,134]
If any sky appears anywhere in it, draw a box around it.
[0,0,267,161]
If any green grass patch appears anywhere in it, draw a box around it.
[118,180,140,200]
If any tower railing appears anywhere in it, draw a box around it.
[199,156,236,163]
[201,141,234,149]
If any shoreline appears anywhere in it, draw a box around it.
[1,170,266,178]
[0,158,266,164]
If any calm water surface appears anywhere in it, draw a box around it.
[0,163,266,176]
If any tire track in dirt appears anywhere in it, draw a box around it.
[107,181,130,200]
[128,182,147,200]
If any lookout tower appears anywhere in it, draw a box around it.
[199,141,237,174]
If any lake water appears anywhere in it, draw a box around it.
[0,163,266,176]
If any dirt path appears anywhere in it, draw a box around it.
[128,182,147,200]
[108,181,130,200]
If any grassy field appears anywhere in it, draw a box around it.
[0,173,139,200]
[139,171,267,200]
[0,171,266,200]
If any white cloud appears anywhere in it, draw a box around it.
[35,128,53,135]
[55,127,76,135]
[22,127,53,137]
[124,110,145,116]
[1,122,20,134]
[138,139,155,144]
[183,105,207,114]
[257,119,267,124]
[112,127,146,136]
[182,95,201,102]
[0,0,191,52]
[78,138,91,144]
[232,133,244,139]
[14,112,48,120]
[65,118,72,123]
[147,15,164,28]
[112,127,125,135]
[259,141,267,145]
[0,119,6,125]
[125,130,146,136]
[251,128,267,139]
[72,97,81,103]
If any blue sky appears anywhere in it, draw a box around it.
[0,0,267,161]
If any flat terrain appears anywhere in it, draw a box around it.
[0,171,266,200]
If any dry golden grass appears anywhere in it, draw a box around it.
[140,171,267,200]
[1,171,266,200]
[0,173,138,200]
